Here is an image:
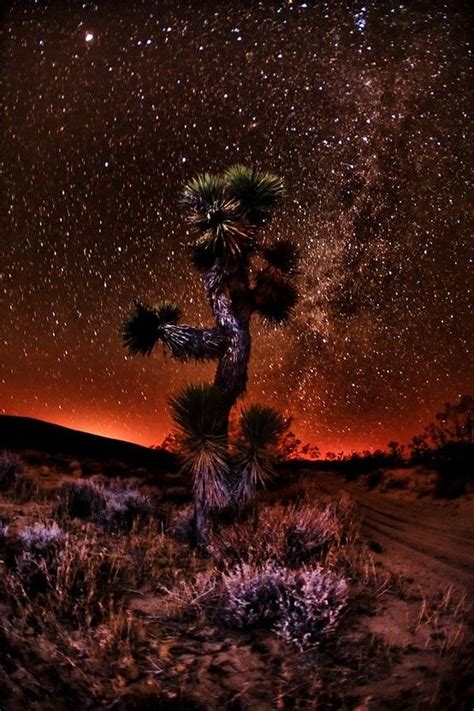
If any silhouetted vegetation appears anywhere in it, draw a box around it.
[122,165,298,428]
[122,165,301,540]
[408,396,473,497]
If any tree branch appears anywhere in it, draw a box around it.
[160,324,229,361]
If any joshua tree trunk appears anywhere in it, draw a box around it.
[204,261,252,419]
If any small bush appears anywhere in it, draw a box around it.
[366,469,385,490]
[55,479,108,520]
[99,487,153,531]
[12,523,65,595]
[0,451,25,491]
[434,443,473,497]
[3,527,132,626]
[221,562,348,649]
[210,496,356,568]
[19,522,64,553]
[54,479,153,530]
[169,504,196,544]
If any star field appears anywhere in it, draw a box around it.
[1,0,472,453]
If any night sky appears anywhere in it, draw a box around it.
[1,0,472,453]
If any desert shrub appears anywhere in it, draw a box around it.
[0,451,25,491]
[15,529,64,596]
[13,475,40,503]
[220,562,348,649]
[19,522,64,553]
[210,496,356,568]
[433,442,473,498]
[169,504,196,544]
[2,527,132,626]
[98,487,153,531]
[54,479,153,530]
[384,474,409,491]
[55,479,108,520]
[285,504,344,564]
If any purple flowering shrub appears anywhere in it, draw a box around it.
[19,522,64,553]
[220,562,348,649]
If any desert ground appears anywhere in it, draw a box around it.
[0,451,472,710]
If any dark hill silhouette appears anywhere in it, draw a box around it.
[0,415,177,470]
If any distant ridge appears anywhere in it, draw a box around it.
[0,415,176,470]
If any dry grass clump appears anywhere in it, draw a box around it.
[3,526,132,626]
[0,450,39,501]
[168,503,196,544]
[415,584,472,656]
[209,494,357,569]
[157,569,220,620]
[0,450,25,490]
[54,478,153,531]
[221,562,348,650]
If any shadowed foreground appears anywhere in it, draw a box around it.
[0,450,472,710]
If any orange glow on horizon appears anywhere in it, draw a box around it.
[4,406,414,457]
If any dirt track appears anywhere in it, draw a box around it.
[309,470,474,593]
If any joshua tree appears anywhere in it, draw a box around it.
[122,166,298,543]
[122,165,299,425]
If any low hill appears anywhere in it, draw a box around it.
[0,415,176,470]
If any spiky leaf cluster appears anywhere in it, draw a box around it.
[121,300,182,356]
[170,382,229,443]
[169,383,230,510]
[254,268,299,325]
[234,405,289,502]
[239,405,289,452]
[183,165,283,269]
[225,164,284,225]
[262,239,299,275]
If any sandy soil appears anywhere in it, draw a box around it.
[1,459,473,709]
[303,469,474,595]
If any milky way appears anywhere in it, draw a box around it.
[1,0,472,452]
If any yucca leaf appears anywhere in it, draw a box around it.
[182,172,225,211]
[253,269,298,325]
[121,300,182,356]
[154,300,182,324]
[169,382,229,444]
[263,240,299,275]
[239,405,289,452]
[225,164,284,225]
[183,172,254,267]
[234,405,289,502]
[169,383,230,510]
[121,301,161,356]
